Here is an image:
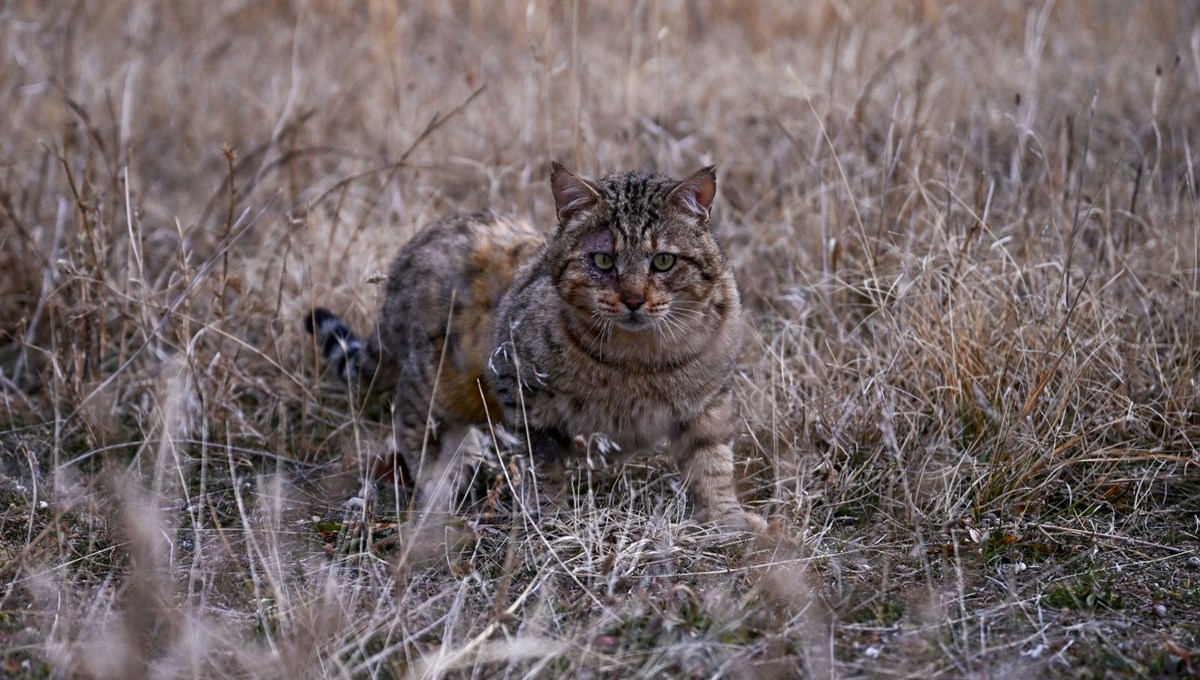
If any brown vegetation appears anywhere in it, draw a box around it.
[1,1,1198,677]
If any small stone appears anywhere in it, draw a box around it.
[1022,644,1046,659]
[1154,604,1168,618]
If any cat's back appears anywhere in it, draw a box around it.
[378,210,544,423]
[382,210,543,318]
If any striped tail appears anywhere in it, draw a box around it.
[304,307,370,385]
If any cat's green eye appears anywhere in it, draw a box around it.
[650,253,676,272]
[592,252,615,271]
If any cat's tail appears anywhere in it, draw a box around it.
[304,308,383,389]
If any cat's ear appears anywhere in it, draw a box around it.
[668,166,717,224]
[551,162,601,229]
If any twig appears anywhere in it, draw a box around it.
[1036,523,1195,555]
[308,84,487,208]
[66,195,277,422]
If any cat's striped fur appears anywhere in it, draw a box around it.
[307,166,762,531]
[307,210,542,493]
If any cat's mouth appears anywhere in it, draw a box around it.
[613,309,660,331]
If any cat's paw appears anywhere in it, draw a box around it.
[742,512,769,535]
[698,508,768,535]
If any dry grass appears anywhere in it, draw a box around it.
[1,1,1199,677]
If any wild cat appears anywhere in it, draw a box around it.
[307,164,763,532]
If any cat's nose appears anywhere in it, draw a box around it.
[621,293,645,311]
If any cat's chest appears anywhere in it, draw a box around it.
[539,360,709,450]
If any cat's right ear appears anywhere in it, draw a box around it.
[551,162,601,230]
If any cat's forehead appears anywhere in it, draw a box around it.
[592,171,684,241]
[596,172,675,215]
[595,171,677,201]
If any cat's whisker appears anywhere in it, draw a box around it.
[588,309,621,349]
[660,313,686,342]
[661,308,685,328]
[657,311,686,342]
[669,310,705,325]
[674,311,699,335]
[668,303,707,320]
[590,312,613,347]
[653,312,678,342]
[662,319,678,343]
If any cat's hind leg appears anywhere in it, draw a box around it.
[373,400,426,493]
[415,425,482,516]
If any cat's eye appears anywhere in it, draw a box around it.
[650,253,676,272]
[592,252,615,271]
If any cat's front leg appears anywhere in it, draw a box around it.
[524,425,571,511]
[671,400,766,533]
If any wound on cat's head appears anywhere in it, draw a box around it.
[548,164,726,337]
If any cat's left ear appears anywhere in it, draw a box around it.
[668,166,717,225]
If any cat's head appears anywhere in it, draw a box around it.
[547,164,735,338]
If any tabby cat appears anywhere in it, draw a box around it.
[307,164,762,531]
